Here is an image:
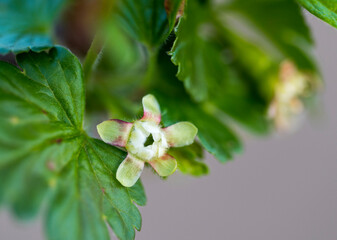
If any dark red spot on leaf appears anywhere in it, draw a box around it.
[46,160,56,171]
[54,138,63,144]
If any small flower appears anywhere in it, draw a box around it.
[268,60,316,130]
[97,94,198,187]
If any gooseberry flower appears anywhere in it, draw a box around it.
[97,94,198,187]
[268,60,316,130]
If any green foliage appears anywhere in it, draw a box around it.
[156,92,241,163]
[170,0,224,102]
[0,0,66,54]
[0,47,145,240]
[169,142,209,177]
[0,0,331,238]
[116,0,182,47]
[225,0,316,70]
[297,0,337,29]
[170,0,317,133]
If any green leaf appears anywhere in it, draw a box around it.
[170,0,268,132]
[0,47,146,240]
[152,42,242,163]
[216,0,319,131]
[47,139,145,240]
[156,93,241,163]
[170,0,317,133]
[165,0,184,32]
[170,0,227,102]
[224,0,316,71]
[102,19,144,70]
[115,0,174,47]
[169,142,209,177]
[0,0,67,54]
[297,0,337,29]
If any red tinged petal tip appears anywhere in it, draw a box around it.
[141,94,161,124]
[97,119,133,147]
[149,154,177,177]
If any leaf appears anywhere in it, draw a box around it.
[224,0,317,71]
[297,0,337,29]
[115,0,175,47]
[47,139,145,240]
[0,47,146,240]
[168,142,209,177]
[170,0,227,102]
[170,0,317,133]
[156,93,241,163]
[102,19,144,71]
[165,0,184,32]
[0,0,67,54]
[153,43,241,163]
[215,0,319,131]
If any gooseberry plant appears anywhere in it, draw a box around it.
[0,0,335,239]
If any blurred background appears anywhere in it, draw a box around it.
[1,10,337,240]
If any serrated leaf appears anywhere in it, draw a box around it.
[297,0,337,29]
[0,47,146,240]
[152,44,242,163]
[170,0,268,132]
[0,0,66,54]
[170,0,226,102]
[115,0,176,47]
[47,139,145,240]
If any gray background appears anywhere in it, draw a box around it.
[1,13,337,240]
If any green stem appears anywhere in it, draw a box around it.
[83,34,103,85]
[143,47,159,89]
[83,0,114,85]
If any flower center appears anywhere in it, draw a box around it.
[126,121,168,161]
[144,134,154,147]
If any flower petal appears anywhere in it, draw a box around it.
[149,154,177,177]
[116,154,144,187]
[163,122,198,147]
[141,94,161,124]
[97,119,132,147]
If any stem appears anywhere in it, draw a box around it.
[83,0,114,85]
[83,34,104,85]
[143,47,159,89]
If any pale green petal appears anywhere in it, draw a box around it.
[141,94,161,124]
[116,155,144,187]
[163,122,198,147]
[149,154,177,177]
[97,120,133,147]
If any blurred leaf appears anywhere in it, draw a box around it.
[169,142,209,177]
[0,0,67,54]
[211,69,272,134]
[216,0,319,130]
[156,93,241,163]
[102,19,144,71]
[297,0,337,29]
[0,47,145,240]
[115,0,179,47]
[224,0,316,70]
